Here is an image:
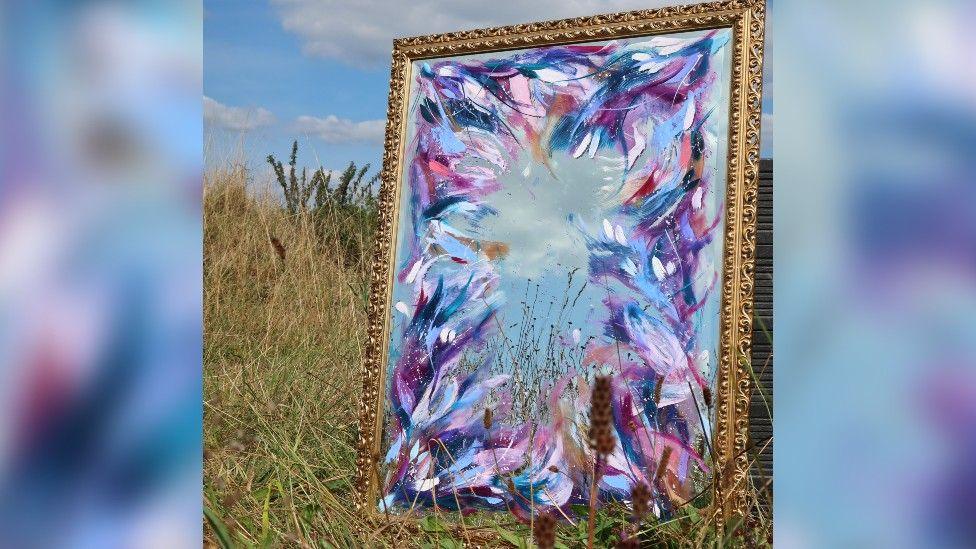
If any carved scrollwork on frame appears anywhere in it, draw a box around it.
[355,0,765,525]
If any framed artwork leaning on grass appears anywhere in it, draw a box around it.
[355,0,765,527]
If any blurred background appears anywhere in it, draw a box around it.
[1,1,202,547]
[775,0,976,547]
[0,0,973,546]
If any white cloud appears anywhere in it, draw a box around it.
[271,0,685,66]
[203,96,275,131]
[294,115,386,144]
[479,154,616,279]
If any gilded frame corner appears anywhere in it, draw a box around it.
[355,0,765,524]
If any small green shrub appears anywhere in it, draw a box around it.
[266,140,381,269]
[267,140,380,215]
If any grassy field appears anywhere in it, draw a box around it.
[204,163,375,546]
[203,163,771,548]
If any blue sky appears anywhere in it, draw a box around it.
[203,0,771,181]
[203,0,390,176]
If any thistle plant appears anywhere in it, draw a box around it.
[267,140,324,215]
[265,140,380,269]
[266,140,379,215]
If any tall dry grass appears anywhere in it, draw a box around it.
[204,164,373,546]
[203,164,771,548]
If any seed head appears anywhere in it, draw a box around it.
[269,235,286,262]
[655,446,673,482]
[595,430,616,456]
[630,481,651,521]
[589,376,616,456]
[483,407,493,429]
[533,513,556,549]
[615,535,640,549]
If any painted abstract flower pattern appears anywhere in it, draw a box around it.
[382,30,731,520]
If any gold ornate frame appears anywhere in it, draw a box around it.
[355,0,765,523]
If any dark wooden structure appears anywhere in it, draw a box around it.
[749,158,773,503]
